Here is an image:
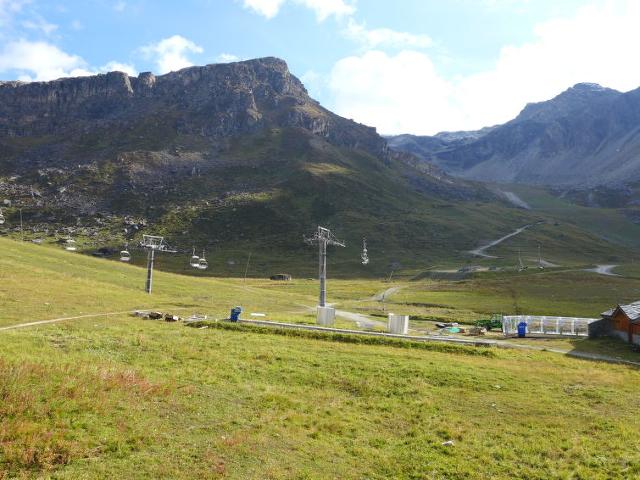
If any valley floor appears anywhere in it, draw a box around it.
[1,238,639,479]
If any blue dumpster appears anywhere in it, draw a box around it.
[517,321,527,338]
[230,306,242,322]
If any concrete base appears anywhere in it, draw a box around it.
[317,306,336,326]
[388,314,409,335]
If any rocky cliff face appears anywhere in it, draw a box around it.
[0,57,387,164]
[388,83,640,188]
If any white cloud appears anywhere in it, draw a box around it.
[114,1,126,12]
[100,60,137,76]
[344,19,432,49]
[329,1,640,135]
[0,40,88,81]
[296,0,354,21]
[0,39,136,82]
[0,0,29,28]
[242,0,354,21]
[329,50,456,135]
[300,69,325,97]
[21,16,58,35]
[216,53,240,63]
[140,35,203,74]
[242,0,284,19]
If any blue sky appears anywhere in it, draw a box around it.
[1,0,639,134]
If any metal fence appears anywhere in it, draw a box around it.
[502,315,598,337]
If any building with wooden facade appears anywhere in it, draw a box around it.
[601,301,640,345]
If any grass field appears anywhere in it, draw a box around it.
[1,237,640,479]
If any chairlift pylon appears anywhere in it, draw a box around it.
[120,244,131,262]
[198,249,208,270]
[538,244,544,270]
[190,247,200,268]
[361,237,369,265]
[517,248,526,271]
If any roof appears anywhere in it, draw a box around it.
[601,308,614,318]
[602,301,640,322]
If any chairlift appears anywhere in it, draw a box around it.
[189,247,200,268]
[64,238,77,251]
[517,248,526,272]
[361,237,369,265]
[198,249,208,270]
[0,208,4,225]
[120,244,131,262]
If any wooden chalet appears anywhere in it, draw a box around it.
[601,301,640,345]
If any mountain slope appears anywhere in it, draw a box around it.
[0,61,632,273]
[388,83,640,187]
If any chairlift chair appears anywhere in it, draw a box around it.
[120,244,131,262]
[0,208,4,225]
[198,249,208,270]
[189,247,200,268]
[65,238,77,251]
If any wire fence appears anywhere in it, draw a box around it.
[502,315,599,337]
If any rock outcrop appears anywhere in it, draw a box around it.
[0,57,387,162]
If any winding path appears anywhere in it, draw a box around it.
[0,307,193,332]
[0,311,133,331]
[335,310,386,329]
[469,224,533,258]
[585,265,620,276]
[371,286,402,302]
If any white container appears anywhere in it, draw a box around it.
[317,306,336,326]
[388,314,409,334]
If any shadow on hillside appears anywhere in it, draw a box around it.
[566,336,639,364]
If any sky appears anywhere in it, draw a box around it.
[1,0,639,135]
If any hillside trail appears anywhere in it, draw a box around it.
[297,301,387,330]
[0,310,135,331]
[334,309,386,329]
[584,264,620,276]
[0,307,194,332]
[469,224,533,258]
[500,191,531,210]
[370,286,403,302]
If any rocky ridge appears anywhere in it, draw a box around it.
[388,83,640,188]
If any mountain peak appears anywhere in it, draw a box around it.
[515,82,621,123]
[571,82,607,91]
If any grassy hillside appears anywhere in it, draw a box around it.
[4,128,637,277]
[1,237,640,478]
[499,184,640,250]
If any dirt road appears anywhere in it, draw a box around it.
[469,224,532,258]
[585,265,620,276]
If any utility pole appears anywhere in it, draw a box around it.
[304,226,345,307]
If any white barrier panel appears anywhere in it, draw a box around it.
[388,314,409,335]
[317,306,336,326]
[502,315,598,337]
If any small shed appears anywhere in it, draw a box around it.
[601,301,640,345]
[270,273,292,281]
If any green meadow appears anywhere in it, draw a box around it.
[1,237,639,479]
